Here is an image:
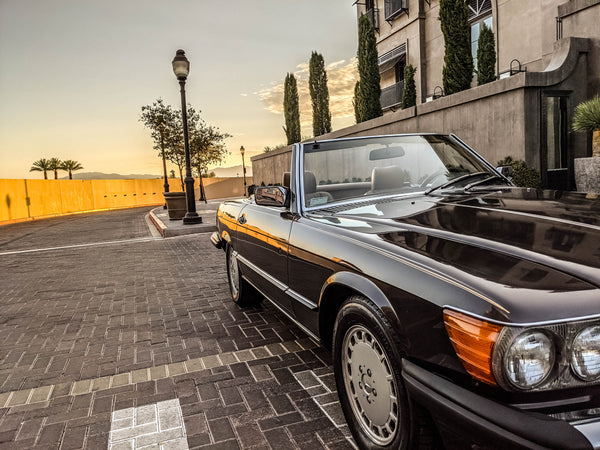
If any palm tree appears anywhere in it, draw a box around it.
[573,95,600,157]
[61,160,84,179]
[48,158,62,179]
[29,158,52,179]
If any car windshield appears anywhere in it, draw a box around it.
[301,134,498,208]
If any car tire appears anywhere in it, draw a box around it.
[332,296,415,449]
[226,245,262,307]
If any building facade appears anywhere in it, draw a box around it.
[353,0,600,190]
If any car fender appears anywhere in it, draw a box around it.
[318,271,403,348]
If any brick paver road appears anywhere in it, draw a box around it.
[0,208,352,449]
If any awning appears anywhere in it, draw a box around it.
[378,44,406,73]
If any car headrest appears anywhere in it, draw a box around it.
[371,166,406,192]
[304,171,317,193]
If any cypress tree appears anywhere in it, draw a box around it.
[439,0,473,95]
[401,64,416,109]
[477,23,496,85]
[353,81,364,124]
[356,14,382,122]
[309,52,332,137]
[283,73,301,145]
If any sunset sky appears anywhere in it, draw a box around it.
[0,0,359,179]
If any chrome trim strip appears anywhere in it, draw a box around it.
[287,289,318,310]
[262,295,320,342]
[512,396,591,410]
[236,252,319,311]
[236,253,287,292]
[574,420,600,449]
[443,305,600,327]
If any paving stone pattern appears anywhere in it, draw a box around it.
[0,209,353,449]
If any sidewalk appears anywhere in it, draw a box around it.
[148,198,234,237]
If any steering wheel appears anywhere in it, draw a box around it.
[419,169,447,189]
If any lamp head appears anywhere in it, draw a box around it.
[240,145,245,156]
[172,49,190,80]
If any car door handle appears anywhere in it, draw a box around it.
[238,214,247,225]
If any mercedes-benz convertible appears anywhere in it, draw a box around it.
[211,134,600,449]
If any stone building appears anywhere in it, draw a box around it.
[251,1,599,191]
[354,0,600,190]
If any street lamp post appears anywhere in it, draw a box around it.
[172,49,202,224]
[159,119,169,209]
[240,145,247,197]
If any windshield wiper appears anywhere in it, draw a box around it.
[425,172,489,195]
[463,173,509,191]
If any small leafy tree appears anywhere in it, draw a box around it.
[48,158,63,180]
[573,96,600,157]
[401,65,416,109]
[439,0,473,95]
[61,160,84,179]
[30,158,52,179]
[477,23,496,85]
[309,51,332,137]
[283,73,301,145]
[140,99,181,190]
[355,14,382,122]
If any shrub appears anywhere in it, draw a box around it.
[497,156,542,188]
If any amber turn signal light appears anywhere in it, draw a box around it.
[443,309,503,386]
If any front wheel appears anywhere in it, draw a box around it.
[333,296,410,449]
[226,246,261,307]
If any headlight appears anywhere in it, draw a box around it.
[503,331,554,390]
[571,326,600,381]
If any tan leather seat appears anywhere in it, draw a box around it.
[366,166,409,194]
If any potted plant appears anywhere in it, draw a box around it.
[163,191,187,220]
[573,95,600,194]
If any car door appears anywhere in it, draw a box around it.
[235,204,294,313]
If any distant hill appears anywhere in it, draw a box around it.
[63,172,161,180]
[61,166,252,180]
[210,165,253,178]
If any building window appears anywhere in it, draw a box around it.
[384,0,408,22]
[468,0,492,72]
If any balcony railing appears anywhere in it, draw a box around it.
[384,0,408,21]
[365,8,380,31]
[380,81,405,110]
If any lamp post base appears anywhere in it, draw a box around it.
[183,213,203,225]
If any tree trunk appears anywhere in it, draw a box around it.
[593,130,600,158]
[69,171,73,180]
[44,171,47,180]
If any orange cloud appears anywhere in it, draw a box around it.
[256,58,358,132]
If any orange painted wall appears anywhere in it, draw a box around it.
[0,178,187,224]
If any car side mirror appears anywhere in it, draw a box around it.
[255,186,290,208]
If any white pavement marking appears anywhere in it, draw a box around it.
[0,237,160,256]
[109,398,189,450]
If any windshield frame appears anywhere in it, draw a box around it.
[296,133,508,214]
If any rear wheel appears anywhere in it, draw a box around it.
[333,296,410,449]
[226,246,261,307]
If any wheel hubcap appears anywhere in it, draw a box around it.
[228,250,239,298]
[342,324,399,446]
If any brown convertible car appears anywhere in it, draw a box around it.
[211,134,600,449]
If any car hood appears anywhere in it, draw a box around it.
[310,188,600,322]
